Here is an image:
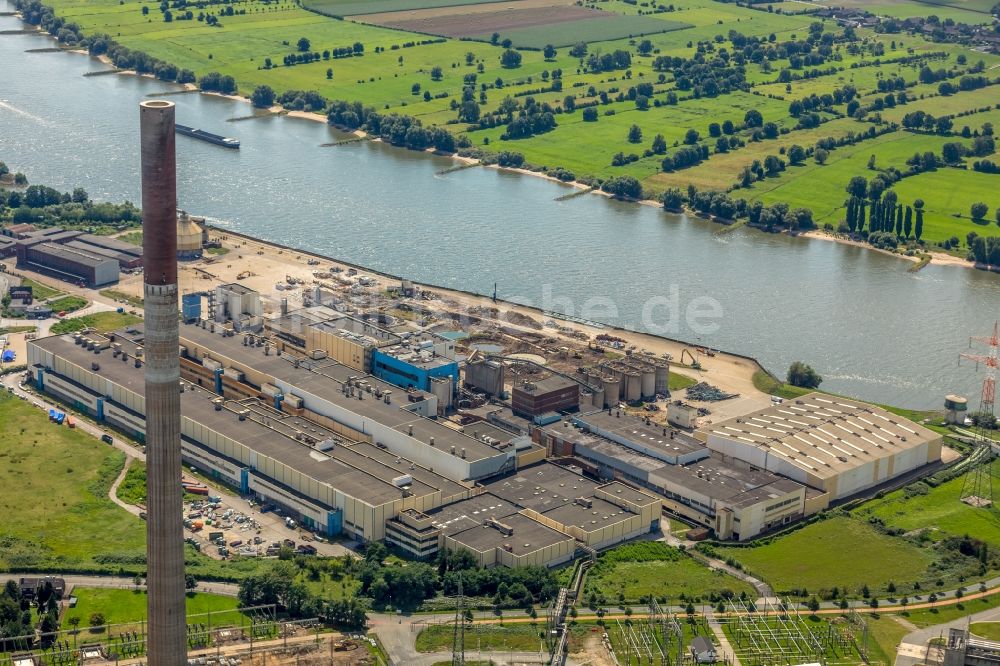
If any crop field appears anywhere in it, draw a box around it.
[301,0,510,18]
[715,517,933,596]
[38,0,1000,260]
[361,5,603,40]
[810,0,995,24]
[469,14,691,49]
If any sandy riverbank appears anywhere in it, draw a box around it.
[801,229,973,269]
[106,228,774,423]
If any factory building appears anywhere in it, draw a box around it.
[2,223,38,239]
[0,236,16,258]
[15,240,119,287]
[266,304,457,392]
[211,283,263,332]
[26,331,471,541]
[464,357,505,397]
[68,234,143,269]
[573,410,709,465]
[538,417,811,541]
[701,393,943,501]
[176,320,518,482]
[267,305,398,373]
[386,463,660,566]
[371,336,459,398]
[511,375,581,420]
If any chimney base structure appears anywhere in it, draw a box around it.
[140,99,186,666]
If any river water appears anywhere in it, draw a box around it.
[1,3,998,409]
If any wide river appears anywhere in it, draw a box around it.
[1,3,998,409]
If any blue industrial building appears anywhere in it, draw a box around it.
[371,347,459,393]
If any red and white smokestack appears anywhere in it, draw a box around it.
[139,99,186,666]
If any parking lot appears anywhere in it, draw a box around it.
[182,493,357,560]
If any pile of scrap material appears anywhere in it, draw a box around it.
[685,382,738,401]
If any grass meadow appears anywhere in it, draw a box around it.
[61,588,240,629]
[37,0,1000,258]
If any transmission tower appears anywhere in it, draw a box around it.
[959,321,999,508]
[451,575,466,666]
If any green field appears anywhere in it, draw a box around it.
[115,460,147,506]
[583,542,755,603]
[49,311,142,334]
[61,588,240,629]
[0,393,147,571]
[303,0,508,18]
[715,517,933,596]
[473,16,692,49]
[971,622,1000,641]
[855,462,1000,551]
[31,0,1000,260]
[20,278,62,300]
[48,295,89,313]
[417,623,548,653]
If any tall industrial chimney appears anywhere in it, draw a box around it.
[139,100,186,666]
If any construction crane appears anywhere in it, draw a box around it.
[958,321,999,508]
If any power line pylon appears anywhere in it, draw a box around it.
[959,321,999,508]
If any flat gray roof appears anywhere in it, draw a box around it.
[484,462,601,512]
[577,410,707,457]
[177,322,502,464]
[30,242,115,269]
[428,493,519,535]
[650,455,804,508]
[33,334,465,507]
[540,496,636,532]
[77,233,142,257]
[448,512,571,555]
[514,375,577,395]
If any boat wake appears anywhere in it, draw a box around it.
[0,99,48,124]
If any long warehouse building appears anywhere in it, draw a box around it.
[175,320,523,481]
[27,330,471,541]
[702,394,942,500]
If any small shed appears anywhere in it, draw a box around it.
[689,636,717,663]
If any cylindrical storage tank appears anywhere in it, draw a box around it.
[181,292,201,322]
[640,366,655,399]
[624,371,641,402]
[603,377,620,407]
[654,362,669,395]
[176,212,203,259]
[431,377,453,414]
[591,387,605,408]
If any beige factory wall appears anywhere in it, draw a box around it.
[517,447,547,468]
[305,328,367,372]
[926,437,943,463]
[803,492,831,515]
[580,514,648,548]
[444,537,496,568]
[662,498,715,530]
[729,487,804,540]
